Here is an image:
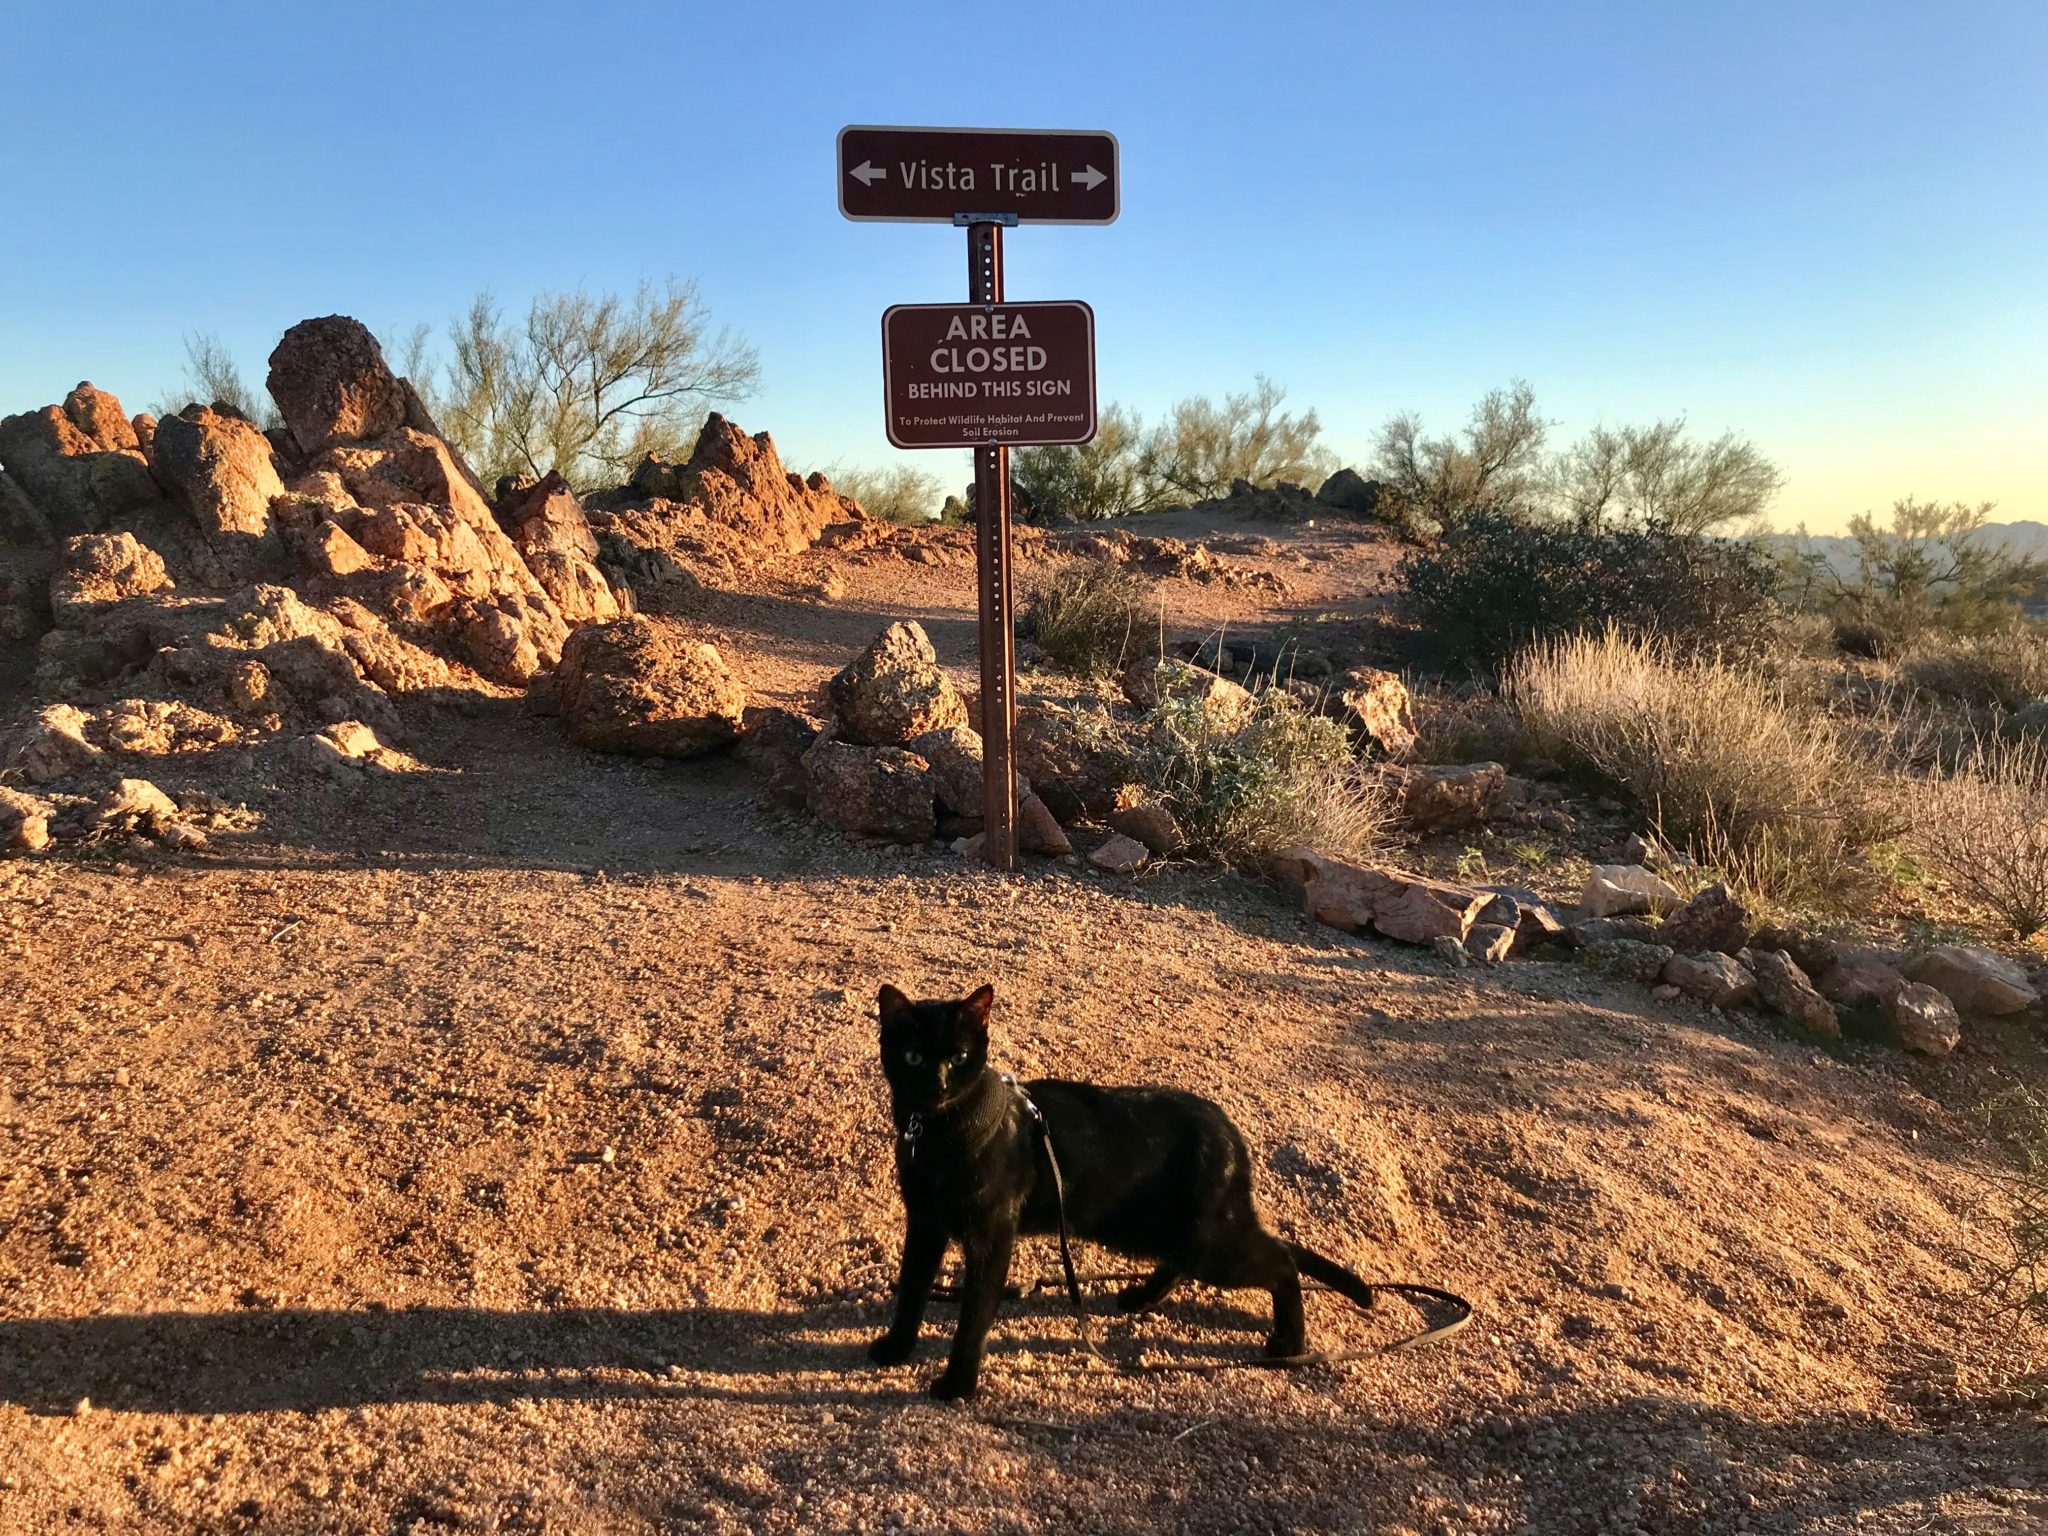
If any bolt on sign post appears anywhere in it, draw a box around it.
[839,124,1117,871]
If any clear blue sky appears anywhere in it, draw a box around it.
[2,1,2042,530]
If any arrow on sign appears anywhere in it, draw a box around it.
[1070,164,1107,191]
[850,160,886,186]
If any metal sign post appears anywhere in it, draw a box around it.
[966,217,1018,870]
[841,124,1114,873]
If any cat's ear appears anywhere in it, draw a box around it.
[959,984,995,1034]
[877,984,911,1024]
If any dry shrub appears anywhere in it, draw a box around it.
[1908,735,2048,939]
[1979,1086,2048,1337]
[1902,627,2048,710]
[1505,628,1894,906]
[1139,687,1395,867]
[1019,558,1158,677]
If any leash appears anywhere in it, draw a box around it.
[992,1076,1474,1371]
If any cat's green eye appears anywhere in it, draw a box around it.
[952,1052,971,1065]
[903,1050,924,1066]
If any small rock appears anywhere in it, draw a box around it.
[1650,983,1681,1001]
[1657,882,1751,956]
[1465,922,1516,964]
[1087,833,1149,875]
[1663,951,1756,1008]
[96,777,178,833]
[161,822,208,851]
[9,703,102,783]
[1751,923,1840,980]
[1397,761,1507,834]
[1108,797,1184,855]
[1748,948,1841,1038]
[827,621,967,746]
[1580,938,1675,984]
[1431,933,1472,968]
[0,787,52,854]
[1818,953,1907,1010]
[1016,793,1072,856]
[1271,848,1491,945]
[1885,982,1962,1057]
[1581,864,1681,919]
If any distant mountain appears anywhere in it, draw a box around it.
[1758,520,2048,573]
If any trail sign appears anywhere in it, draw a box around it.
[838,125,1120,224]
[880,301,1097,449]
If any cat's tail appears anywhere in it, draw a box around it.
[1286,1242,1379,1309]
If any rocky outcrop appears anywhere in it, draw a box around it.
[498,472,624,625]
[64,383,139,452]
[553,616,746,757]
[1901,945,2037,1017]
[827,622,967,747]
[1314,469,1381,516]
[266,316,410,454]
[620,414,855,564]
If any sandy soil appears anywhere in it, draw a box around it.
[2,510,2043,1534]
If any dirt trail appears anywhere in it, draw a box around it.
[1,516,2043,1534]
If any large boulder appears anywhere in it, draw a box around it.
[1885,983,1961,1058]
[801,738,936,843]
[827,622,967,746]
[1747,948,1841,1038]
[907,724,989,818]
[0,404,160,534]
[553,616,746,757]
[49,532,170,623]
[1274,848,1490,945]
[1324,665,1415,759]
[1657,882,1751,956]
[499,473,623,625]
[1582,863,1681,919]
[1818,953,1908,1011]
[149,405,287,541]
[1901,945,2037,1017]
[63,382,139,452]
[266,316,409,454]
[735,705,821,808]
[1314,469,1381,516]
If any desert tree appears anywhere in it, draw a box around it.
[1832,498,2048,640]
[439,278,759,491]
[1012,405,1157,521]
[1550,418,1783,535]
[1368,379,1546,535]
[161,332,281,427]
[1140,377,1333,502]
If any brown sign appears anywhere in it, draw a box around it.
[839,125,1119,225]
[881,301,1097,450]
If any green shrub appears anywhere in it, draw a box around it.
[1138,686,1394,867]
[1401,510,1779,672]
[1019,559,1157,677]
[1506,628,1895,906]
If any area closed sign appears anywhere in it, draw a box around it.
[880,301,1097,449]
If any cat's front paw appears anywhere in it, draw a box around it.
[1264,1330,1308,1360]
[867,1332,917,1367]
[927,1368,979,1402]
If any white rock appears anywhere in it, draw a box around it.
[1581,863,1681,919]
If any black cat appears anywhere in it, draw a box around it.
[869,981,1376,1400]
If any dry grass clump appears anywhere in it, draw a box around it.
[1902,627,2048,710]
[1505,627,1894,905]
[1907,734,2048,939]
[1019,558,1158,677]
[1139,686,1396,867]
[1979,1086,2048,1341]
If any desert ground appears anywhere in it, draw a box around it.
[3,484,2045,1536]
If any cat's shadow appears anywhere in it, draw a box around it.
[0,1291,1286,1417]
